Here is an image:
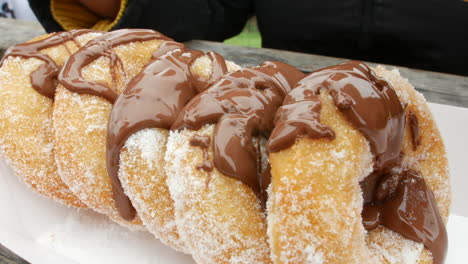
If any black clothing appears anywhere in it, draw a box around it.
[29,0,468,75]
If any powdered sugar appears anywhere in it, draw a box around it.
[166,125,271,263]
[119,128,188,252]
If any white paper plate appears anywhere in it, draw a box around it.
[1,103,467,264]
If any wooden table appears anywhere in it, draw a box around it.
[185,40,468,108]
[0,17,467,263]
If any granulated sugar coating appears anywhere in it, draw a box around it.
[267,67,450,264]
[52,38,165,229]
[165,125,272,264]
[119,127,188,252]
[0,32,102,208]
[268,92,375,264]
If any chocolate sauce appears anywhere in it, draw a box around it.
[172,61,304,202]
[408,110,421,150]
[268,61,405,173]
[190,135,214,172]
[267,88,336,152]
[106,46,228,220]
[259,164,271,210]
[0,29,97,98]
[59,29,172,103]
[363,170,447,264]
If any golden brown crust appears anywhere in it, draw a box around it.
[268,92,373,264]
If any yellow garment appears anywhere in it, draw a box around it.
[51,0,127,31]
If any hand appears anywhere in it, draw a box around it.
[77,0,121,19]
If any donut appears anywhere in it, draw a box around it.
[0,30,102,207]
[52,29,174,228]
[111,47,240,251]
[266,61,449,264]
[0,30,450,263]
[165,61,304,263]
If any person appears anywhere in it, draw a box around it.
[28,0,468,76]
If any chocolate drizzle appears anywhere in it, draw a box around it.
[408,110,421,150]
[363,170,447,264]
[106,45,228,220]
[59,29,172,103]
[267,61,446,263]
[172,61,304,203]
[190,135,214,172]
[268,61,405,172]
[0,29,97,98]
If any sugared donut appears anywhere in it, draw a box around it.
[267,61,449,264]
[112,47,240,252]
[0,30,102,207]
[52,29,173,228]
[165,61,304,263]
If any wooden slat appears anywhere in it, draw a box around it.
[0,18,45,56]
[0,17,466,107]
[186,40,468,108]
[0,244,29,264]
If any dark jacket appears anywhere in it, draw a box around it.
[29,0,468,76]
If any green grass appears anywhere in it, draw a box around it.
[224,18,262,48]
[224,30,262,48]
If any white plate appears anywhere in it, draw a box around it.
[0,103,467,264]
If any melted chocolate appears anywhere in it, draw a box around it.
[363,170,447,264]
[408,110,421,150]
[267,88,336,152]
[59,29,172,103]
[0,29,97,98]
[106,46,228,220]
[190,135,214,172]
[360,171,380,204]
[172,61,304,202]
[268,61,405,173]
[259,163,271,210]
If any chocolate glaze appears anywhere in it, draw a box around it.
[172,61,304,202]
[0,29,97,98]
[106,45,228,220]
[408,110,421,150]
[59,29,172,103]
[268,61,405,173]
[259,164,271,210]
[360,171,380,204]
[190,135,214,172]
[363,170,447,264]
[267,87,336,152]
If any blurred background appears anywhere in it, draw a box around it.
[1,0,467,76]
